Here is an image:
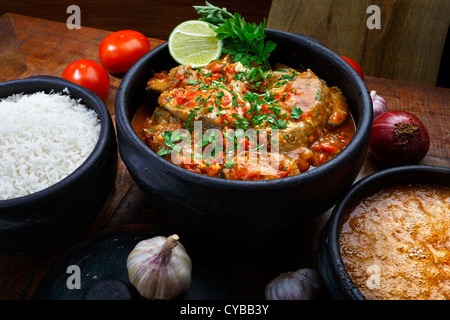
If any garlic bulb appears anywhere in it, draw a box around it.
[370,90,388,119]
[265,268,322,300]
[127,234,192,300]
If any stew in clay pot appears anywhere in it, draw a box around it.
[132,55,355,181]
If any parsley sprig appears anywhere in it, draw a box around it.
[193,1,233,25]
[193,1,276,73]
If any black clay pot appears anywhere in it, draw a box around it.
[0,76,117,255]
[316,165,450,300]
[115,29,372,236]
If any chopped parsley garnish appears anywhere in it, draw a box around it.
[241,90,289,130]
[290,107,303,119]
[232,114,251,130]
[185,109,196,131]
[224,161,236,168]
[280,71,298,81]
[157,130,184,156]
[315,91,322,100]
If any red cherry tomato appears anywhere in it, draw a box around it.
[62,59,110,100]
[99,30,151,74]
[340,56,364,80]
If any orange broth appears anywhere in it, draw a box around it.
[340,184,450,300]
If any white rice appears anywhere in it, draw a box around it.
[0,90,101,200]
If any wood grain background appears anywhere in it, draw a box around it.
[267,0,450,87]
[0,0,272,39]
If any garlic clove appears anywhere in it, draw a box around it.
[127,234,192,300]
[265,268,322,300]
[370,90,388,119]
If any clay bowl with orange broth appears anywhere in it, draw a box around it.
[316,165,450,300]
[115,29,373,236]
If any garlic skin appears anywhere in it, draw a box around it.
[370,90,388,119]
[265,268,322,300]
[127,234,192,300]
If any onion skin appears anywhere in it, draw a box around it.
[369,111,430,166]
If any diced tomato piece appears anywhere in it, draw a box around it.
[320,145,337,153]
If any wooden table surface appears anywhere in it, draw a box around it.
[0,13,449,301]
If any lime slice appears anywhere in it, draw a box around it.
[168,20,223,68]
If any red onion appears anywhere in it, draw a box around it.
[370,90,388,118]
[369,110,430,166]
